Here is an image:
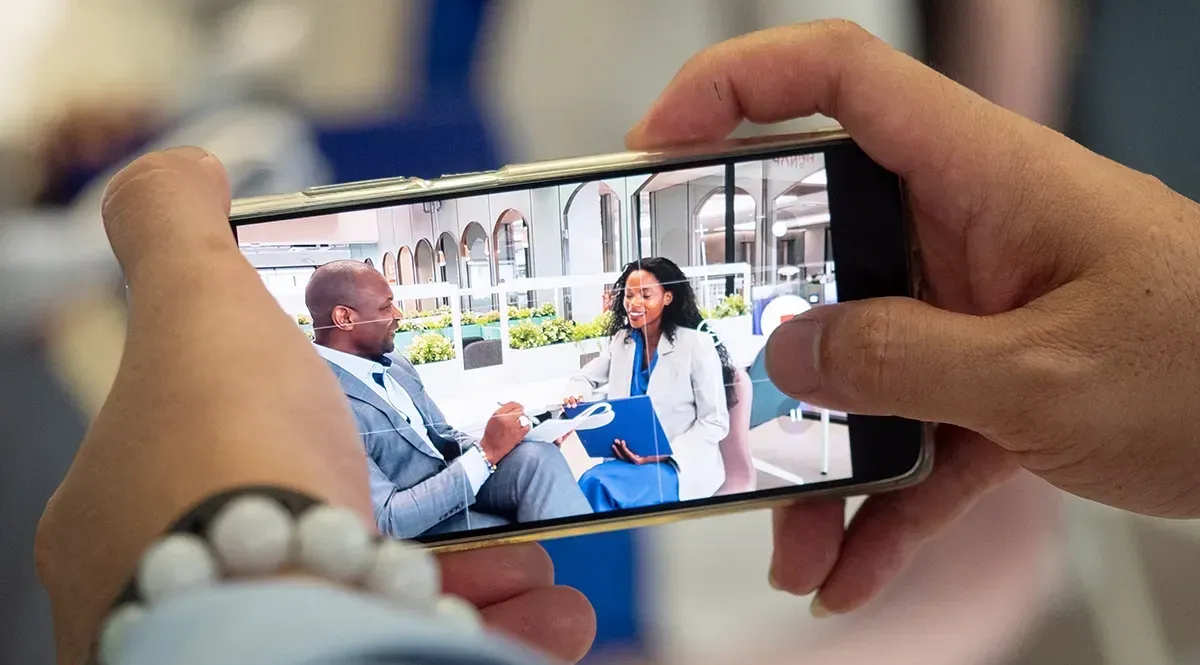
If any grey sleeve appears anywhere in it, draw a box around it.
[117,580,549,665]
[369,454,476,540]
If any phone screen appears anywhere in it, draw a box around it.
[234,142,911,544]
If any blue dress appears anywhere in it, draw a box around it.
[577,331,681,512]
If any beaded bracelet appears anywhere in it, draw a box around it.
[93,487,479,665]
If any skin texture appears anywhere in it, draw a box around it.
[307,260,402,357]
[626,20,1200,616]
[33,148,594,665]
[623,269,673,346]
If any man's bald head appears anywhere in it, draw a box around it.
[305,260,378,328]
[305,260,399,359]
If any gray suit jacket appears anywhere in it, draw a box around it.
[327,354,481,539]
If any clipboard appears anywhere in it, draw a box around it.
[563,396,672,459]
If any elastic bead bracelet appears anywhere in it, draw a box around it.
[92,487,479,665]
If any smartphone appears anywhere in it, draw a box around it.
[230,129,932,551]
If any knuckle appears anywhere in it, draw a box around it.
[836,302,900,402]
[817,18,874,48]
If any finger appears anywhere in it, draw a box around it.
[438,543,554,608]
[769,497,845,594]
[812,427,1020,614]
[764,297,1036,434]
[481,586,597,664]
[625,19,1047,224]
[611,442,626,461]
[41,149,368,663]
[101,146,233,283]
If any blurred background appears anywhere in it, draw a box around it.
[2,1,1198,664]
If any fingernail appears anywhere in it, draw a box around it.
[164,145,214,161]
[768,568,783,591]
[765,317,822,395]
[810,595,834,619]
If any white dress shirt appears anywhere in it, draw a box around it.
[315,345,492,495]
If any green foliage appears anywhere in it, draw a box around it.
[570,322,598,342]
[460,310,479,325]
[419,314,452,330]
[296,313,313,326]
[507,305,533,320]
[394,318,416,332]
[592,310,614,331]
[478,310,501,324]
[534,302,556,317]
[570,312,612,342]
[712,294,749,319]
[541,317,575,345]
[405,332,456,365]
[436,305,451,314]
[508,320,549,349]
[698,307,712,320]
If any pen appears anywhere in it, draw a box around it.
[499,401,533,428]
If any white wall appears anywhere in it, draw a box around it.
[564,182,605,322]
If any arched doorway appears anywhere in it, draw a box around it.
[436,231,460,308]
[397,246,416,313]
[381,252,397,285]
[414,239,436,311]
[598,183,621,273]
[460,222,493,313]
[771,180,830,282]
[493,208,533,308]
[693,187,756,267]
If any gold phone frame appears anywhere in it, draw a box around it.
[230,128,935,553]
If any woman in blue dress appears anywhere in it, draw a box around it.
[563,257,736,512]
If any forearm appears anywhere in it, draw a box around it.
[36,160,374,665]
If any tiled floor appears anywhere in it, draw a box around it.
[748,416,852,486]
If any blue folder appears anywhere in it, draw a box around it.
[563,395,672,459]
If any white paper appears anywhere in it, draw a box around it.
[525,402,615,443]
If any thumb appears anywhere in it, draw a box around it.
[764,298,1022,430]
[101,146,233,283]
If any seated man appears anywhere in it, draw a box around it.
[305,261,592,539]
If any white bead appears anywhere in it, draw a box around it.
[362,539,441,607]
[137,533,218,604]
[295,505,372,583]
[435,594,483,632]
[97,603,145,665]
[208,496,295,575]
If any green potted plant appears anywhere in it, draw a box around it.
[540,317,575,345]
[508,320,548,350]
[295,313,314,340]
[404,332,456,365]
[705,293,754,356]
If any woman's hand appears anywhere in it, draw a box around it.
[629,20,1200,616]
[612,439,668,465]
[553,397,586,445]
[34,148,595,665]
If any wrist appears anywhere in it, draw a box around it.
[472,443,498,474]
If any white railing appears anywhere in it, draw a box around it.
[390,263,754,372]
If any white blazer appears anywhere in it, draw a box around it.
[565,327,730,502]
